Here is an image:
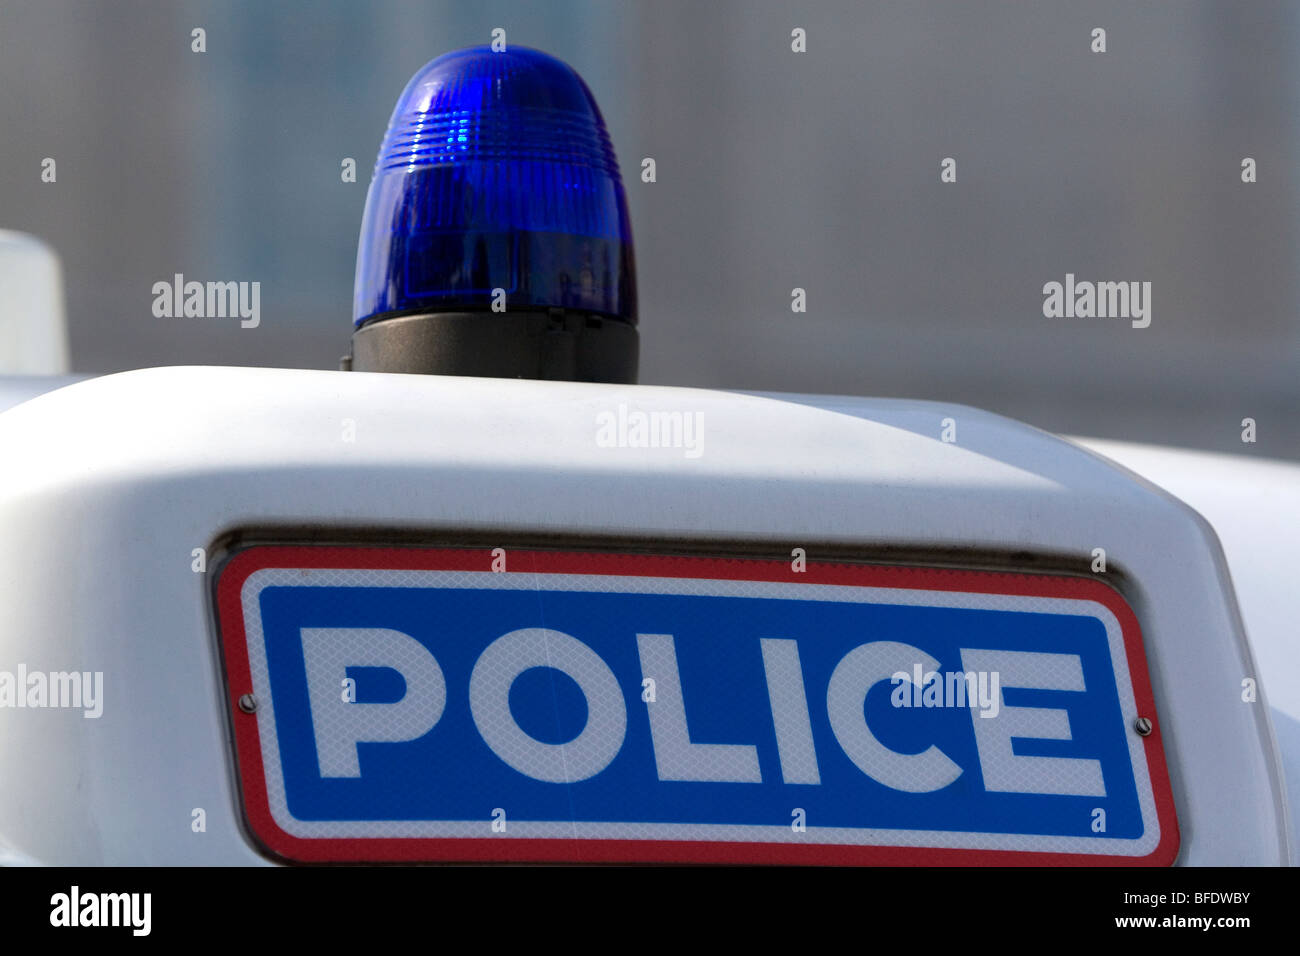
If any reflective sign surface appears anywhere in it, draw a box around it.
[216,546,1178,865]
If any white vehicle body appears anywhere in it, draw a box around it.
[1069,437,1300,867]
[0,366,1292,865]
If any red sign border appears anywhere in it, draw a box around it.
[215,545,1180,866]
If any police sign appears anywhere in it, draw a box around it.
[216,546,1178,865]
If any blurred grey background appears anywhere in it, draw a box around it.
[1,0,1297,457]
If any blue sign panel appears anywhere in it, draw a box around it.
[218,547,1177,865]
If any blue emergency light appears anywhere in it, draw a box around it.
[348,45,638,382]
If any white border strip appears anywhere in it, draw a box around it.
[238,567,1161,856]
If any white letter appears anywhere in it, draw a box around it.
[470,628,626,782]
[83,671,103,719]
[300,627,446,777]
[1130,281,1150,328]
[151,280,171,317]
[637,633,761,782]
[133,893,151,937]
[683,412,704,459]
[240,281,260,329]
[595,410,617,447]
[826,642,962,792]
[760,639,820,784]
[959,648,1105,796]
[1042,280,1063,317]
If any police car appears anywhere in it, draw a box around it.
[0,46,1294,867]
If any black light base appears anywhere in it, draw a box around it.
[347,310,638,384]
